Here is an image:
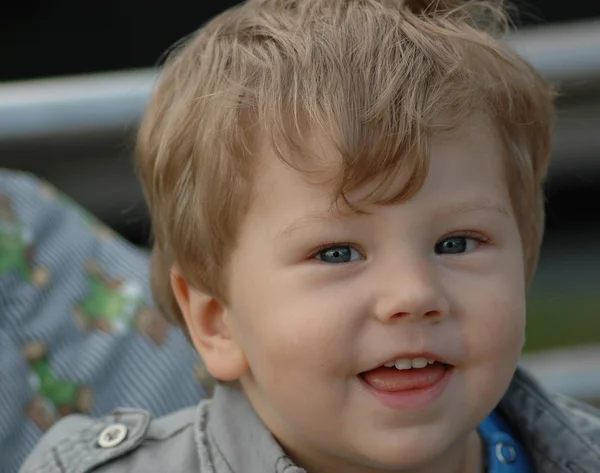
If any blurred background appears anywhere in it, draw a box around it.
[0,1,598,402]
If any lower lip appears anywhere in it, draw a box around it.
[358,365,454,410]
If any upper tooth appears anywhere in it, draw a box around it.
[411,357,429,369]
[387,357,436,370]
[394,358,413,370]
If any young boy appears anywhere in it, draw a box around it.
[19,0,600,472]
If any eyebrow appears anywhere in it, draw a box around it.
[440,200,511,219]
[276,211,340,241]
[276,200,511,240]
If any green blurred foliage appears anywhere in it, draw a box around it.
[525,294,600,352]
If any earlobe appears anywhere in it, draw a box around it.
[170,269,249,382]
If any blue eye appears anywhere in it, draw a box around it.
[315,245,363,264]
[435,236,479,255]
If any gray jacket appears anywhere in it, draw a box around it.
[19,367,600,473]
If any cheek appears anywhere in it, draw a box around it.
[463,284,526,403]
[476,296,526,355]
[231,274,355,378]
[460,244,526,354]
[489,258,527,353]
[449,247,526,386]
[232,289,356,423]
[464,268,526,355]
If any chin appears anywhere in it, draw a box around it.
[354,431,454,470]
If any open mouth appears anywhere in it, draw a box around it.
[359,358,453,393]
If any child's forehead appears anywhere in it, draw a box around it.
[251,112,505,196]
[248,117,510,226]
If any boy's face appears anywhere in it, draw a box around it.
[194,116,526,472]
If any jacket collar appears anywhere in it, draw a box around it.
[499,367,600,473]
[203,383,305,473]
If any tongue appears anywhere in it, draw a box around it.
[361,363,447,392]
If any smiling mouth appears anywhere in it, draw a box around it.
[359,361,452,392]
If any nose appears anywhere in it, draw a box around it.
[372,257,449,324]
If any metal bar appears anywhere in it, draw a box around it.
[521,344,600,403]
[507,19,600,87]
[0,70,155,142]
[0,20,599,143]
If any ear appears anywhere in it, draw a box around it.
[170,269,249,382]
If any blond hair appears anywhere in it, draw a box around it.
[135,0,555,330]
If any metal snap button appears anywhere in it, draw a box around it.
[495,441,517,464]
[98,423,128,448]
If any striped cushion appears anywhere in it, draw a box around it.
[0,170,208,473]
